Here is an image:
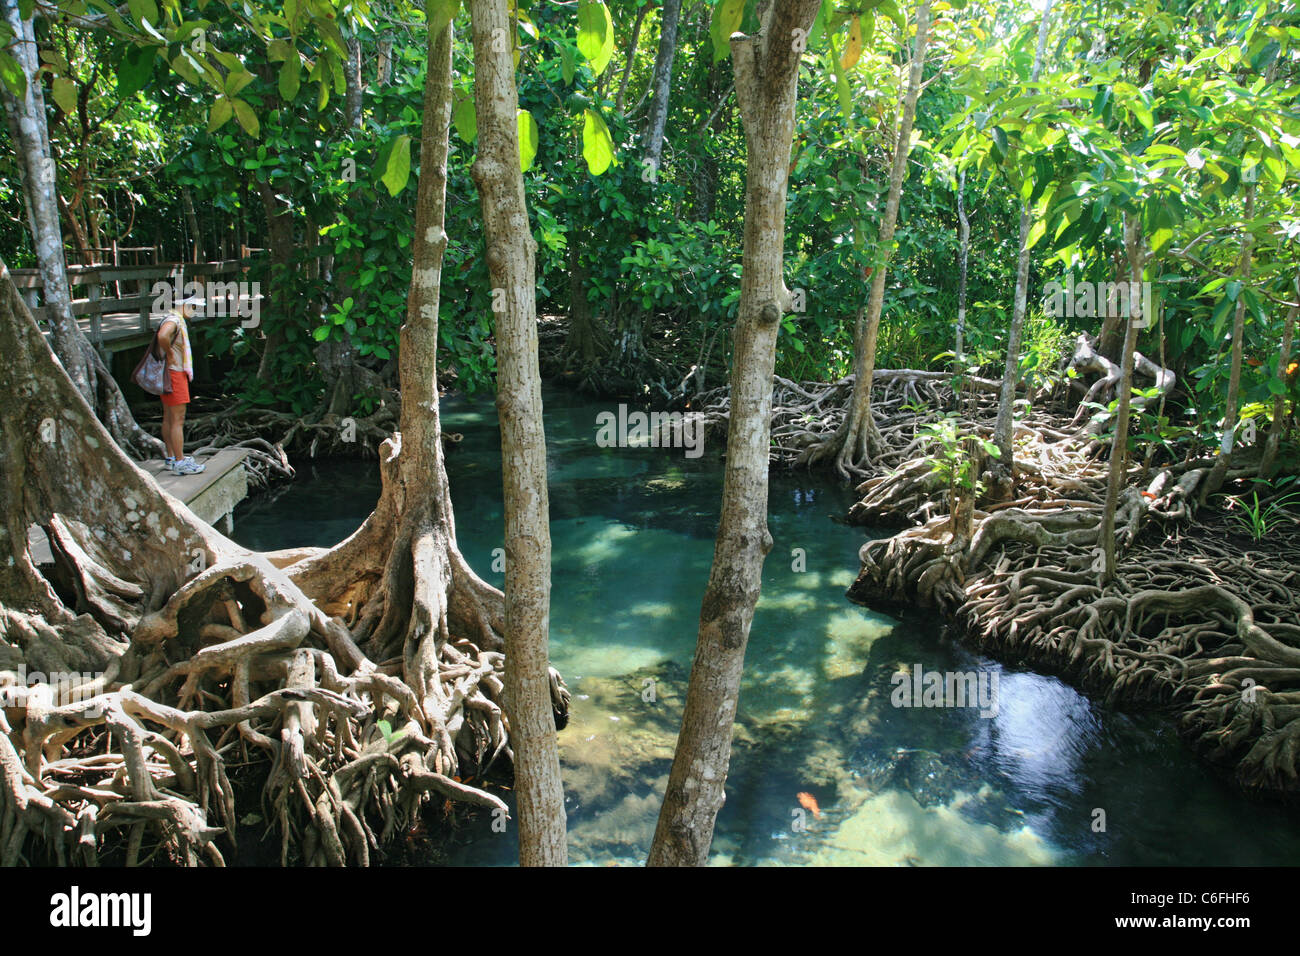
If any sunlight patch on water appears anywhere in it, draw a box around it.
[824,610,894,679]
[800,785,1058,866]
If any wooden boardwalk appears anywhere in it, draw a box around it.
[27,447,251,565]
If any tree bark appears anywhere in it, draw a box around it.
[1260,272,1297,478]
[803,0,932,478]
[955,167,969,363]
[1203,181,1256,500]
[1099,215,1143,581]
[642,0,682,175]
[467,0,567,867]
[648,0,821,868]
[990,0,1053,481]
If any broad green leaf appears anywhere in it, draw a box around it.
[51,76,76,114]
[18,0,35,19]
[225,68,255,97]
[171,51,201,85]
[877,0,906,33]
[207,96,233,131]
[278,57,301,100]
[582,108,614,175]
[452,90,476,142]
[710,0,744,64]
[518,109,538,171]
[117,45,157,96]
[576,0,615,76]
[0,51,27,100]
[127,0,158,28]
[1149,227,1173,254]
[381,134,412,195]
[429,0,460,40]
[559,43,575,85]
[232,98,259,137]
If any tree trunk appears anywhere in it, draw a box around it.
[255,179,293,383]
[990,0,1053,484]
[1099,215,1143,581]
[642,0,682,175]
[955,167,969,363]
[563,223,607,368]
[1203,181,1256,500]
[803,0,932,479]
[343,35,364,131]
[182,187,203,262]
[1260,272,1297,478]
[615,2,649,113]
[467,0,567,867]
[648,0,821,868]
[0,0,161,459]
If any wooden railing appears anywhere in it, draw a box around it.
[13,257,264,349]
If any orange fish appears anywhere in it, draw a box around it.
[796,792,821,818]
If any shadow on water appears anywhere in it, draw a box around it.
[232,384,1300,866]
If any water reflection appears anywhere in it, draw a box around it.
[232,384,1300,866]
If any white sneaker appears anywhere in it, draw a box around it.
[173,456,206,475]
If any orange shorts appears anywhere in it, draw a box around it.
[160,370,191,406]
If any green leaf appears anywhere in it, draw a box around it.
[50,76,76,114]
[452,90,476,142]
[576,0,615,76]
[232,98,259,137]
[581,108,614,175]
[207,96,233,132]
[225,68,255,97]
[127,0,158,28]
[117,45,157,97]
[559,43,576,85]
[381,133,411,195]
[278,57,301,100]
[517,109,538,171]
[0,52,25,99]
[428,0,460,40]
[18,0,35,19]
[312,325,332,341]
[710,0,744,64]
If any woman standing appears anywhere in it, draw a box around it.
[158,293,206,475]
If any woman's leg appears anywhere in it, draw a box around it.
[162,404,184,459]
[172,403,187,458]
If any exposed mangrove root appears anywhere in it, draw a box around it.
[845,402,1300,794]
[1,265,568,867]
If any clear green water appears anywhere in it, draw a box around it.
[233,384,1300,866]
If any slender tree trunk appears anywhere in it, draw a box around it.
[1260,272,1297,478]
[642,0,682,175]
[467,0,566,867]
[955,167,969,363]
[990,0,1053,481]
[1203,182,1256,500]
[648,0,821,868]
[1099,215,1143,581]
[0,0,161,458]
[255,179,293,383]
[182,187,203,262]
[615,2,649,113]
[804,0,932,479]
